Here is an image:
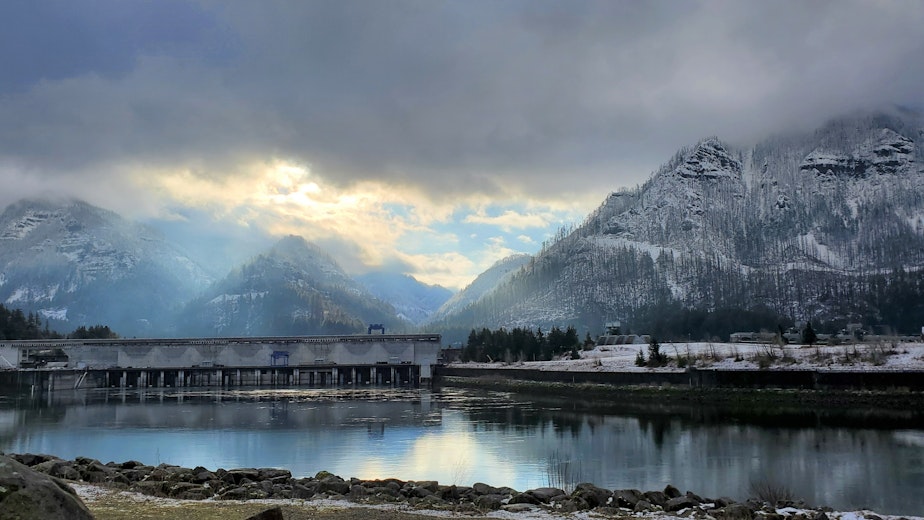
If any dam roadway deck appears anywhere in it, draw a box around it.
[0,334,441,391]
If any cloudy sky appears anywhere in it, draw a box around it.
[2,1,923,289]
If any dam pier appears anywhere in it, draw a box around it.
[0,333,442,392]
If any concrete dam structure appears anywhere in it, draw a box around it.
[0,334,442,391]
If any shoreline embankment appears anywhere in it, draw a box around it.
[434,365,924,410]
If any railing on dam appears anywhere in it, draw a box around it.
[0,333,442,350]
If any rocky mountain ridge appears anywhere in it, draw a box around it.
[428,111,924,340]
[0,199,213,335]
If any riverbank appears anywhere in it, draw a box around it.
[10,453,900,520]
[437,374,924,412]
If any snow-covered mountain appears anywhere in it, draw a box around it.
[0,199,213,335]
[424,254,531,328]
[178,235,410,336]
[429,110,924,339]
[355,272,452,325]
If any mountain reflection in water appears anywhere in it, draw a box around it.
[0,386,922,515]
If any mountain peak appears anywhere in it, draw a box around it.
[671,137,741,181]
[268,235,323,262]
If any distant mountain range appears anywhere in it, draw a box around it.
[2,110,922,340]
[355,272,453,326]
[0,201,450,337]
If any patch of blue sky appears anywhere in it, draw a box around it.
[401,202,572,259]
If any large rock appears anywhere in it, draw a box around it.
[0,455,94,520]
[571,482,612,508]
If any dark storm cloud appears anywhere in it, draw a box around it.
[1,0,923,207]
[0,0,232,92]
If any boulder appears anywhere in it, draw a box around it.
[225,468,261,485]
[437,485,460,501]
[258,469,292,484]
[407,486,434,499]
[571,482,611,508]
[52,465,82,481]
[471,482,499,495]
[291,484,316,499]
[716,503,754,520]
[245,507,285,520]
[555,496,590,512]
[318,476,350,495]
[508,492,541,505]
[413,480,439,492]
[0,455,95,520]
[526,487,566,503]
[614,488,643,508]
[665,495,699,512]
[10,453,57,467]
[644,490,669,506]
[664,484,682,498]
[474,494,504,510]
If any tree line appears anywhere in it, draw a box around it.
[461,325,587,362]
[0,304,118,340]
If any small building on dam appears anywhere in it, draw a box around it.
[0,334,442,391]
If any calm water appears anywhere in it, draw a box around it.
[1,386,923,515]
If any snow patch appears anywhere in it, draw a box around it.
[0,210,58,240]
[797,232,847,269]
[5,287,29,304]
[5,284,60,304]
[454,341,924,373]
[209,292,267,305]
[39,307,68,320]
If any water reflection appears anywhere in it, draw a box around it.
[0,386,922,515]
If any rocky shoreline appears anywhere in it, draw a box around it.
[5,453,841,519]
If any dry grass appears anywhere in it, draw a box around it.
[77,485,489,520]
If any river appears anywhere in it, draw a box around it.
[1,385,922,515]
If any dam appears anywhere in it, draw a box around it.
[0,333,442,391]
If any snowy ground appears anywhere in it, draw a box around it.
[452,341,924,372]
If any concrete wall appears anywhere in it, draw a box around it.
[0,346,19,369]
[437,366,924,391]
[1,335,441,372]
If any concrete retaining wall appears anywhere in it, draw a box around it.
[436,366,924,391]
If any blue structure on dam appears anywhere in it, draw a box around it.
[0,334,442,391]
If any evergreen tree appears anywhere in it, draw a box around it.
[802,321,818,346]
